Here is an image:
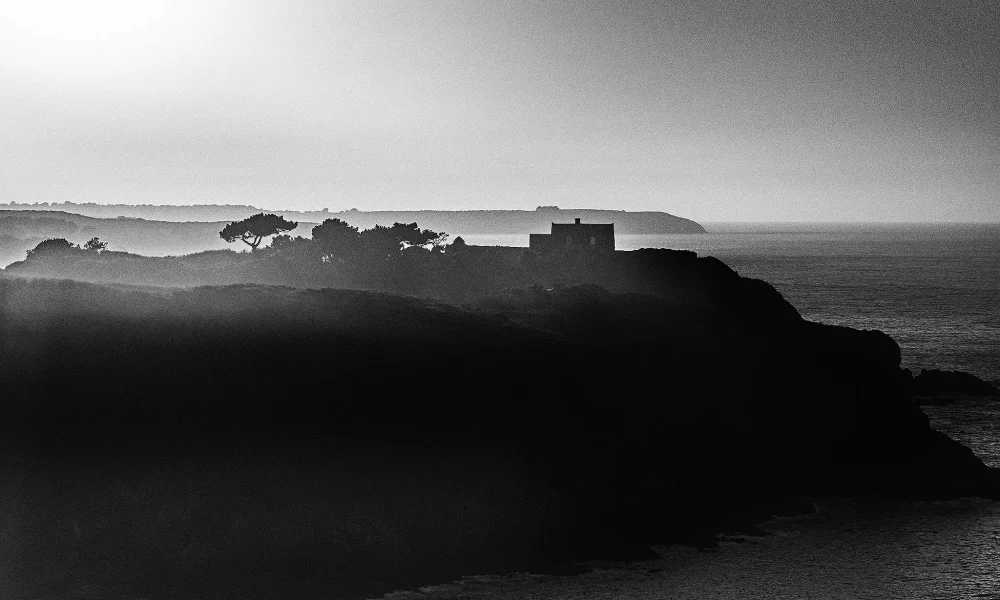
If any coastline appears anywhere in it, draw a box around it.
[380,494,1000,600]
[2,234,998,599]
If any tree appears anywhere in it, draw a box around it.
[83,237,108,252]
[358,222,447,260]
[220,213,298,250]
[269,234,303,252]
[311,218,360,258]
[26,238,77,258]
[358,224,403,260]
[391,222,448,251]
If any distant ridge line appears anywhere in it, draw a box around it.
[0,203,705,234]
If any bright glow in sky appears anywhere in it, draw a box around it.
[2,0,209,80]
[6,1,169,53]
[1,0,997,221]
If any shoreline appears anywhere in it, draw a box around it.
[379,495,1000,600]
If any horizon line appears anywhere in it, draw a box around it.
[1,203,997,225]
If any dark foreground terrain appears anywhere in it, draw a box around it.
[1,249,997,599]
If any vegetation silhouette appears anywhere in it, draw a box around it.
[311,217,361,260]
[7,223,799,314]
[220,213,298,250]
[25,237,77,257]
[83,236,108,252]
[0,206,706,268]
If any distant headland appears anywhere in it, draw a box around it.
[0,202,706,234]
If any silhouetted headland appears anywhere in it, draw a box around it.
[6,217,724,306]
[1,221,996,599]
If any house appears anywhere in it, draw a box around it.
[529,218,615,253]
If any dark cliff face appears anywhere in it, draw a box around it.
[1,252,990,498]
[5,247,797,323]
[0,251,993,598]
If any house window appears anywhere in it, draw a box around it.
[590,236,596,245]
[566,236,572,246]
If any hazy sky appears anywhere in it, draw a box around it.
[1,0,997,221]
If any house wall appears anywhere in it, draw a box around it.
[529,233,554,253]
[549,223,615,252]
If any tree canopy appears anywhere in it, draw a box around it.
[27,238,77,258]
[359,222,447,259]
[307,219,447,261]
[84,237,108,252]
[392,222,448,250]
[312,218,361,258]
[220,213,298,250]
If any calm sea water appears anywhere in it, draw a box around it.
[394,224,1000,600]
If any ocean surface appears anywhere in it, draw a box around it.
[392,223,1000,600]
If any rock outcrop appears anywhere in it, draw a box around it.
[913,368,999,398]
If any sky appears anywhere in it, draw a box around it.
[1,0,997,221]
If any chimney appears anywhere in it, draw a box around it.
[575,218,581,225]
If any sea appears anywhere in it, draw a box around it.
[386,223,1000,600]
